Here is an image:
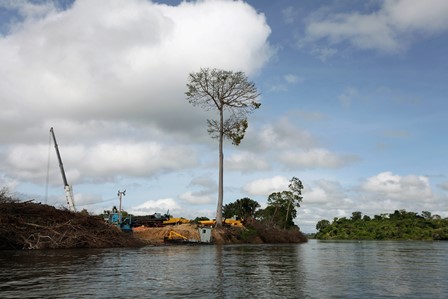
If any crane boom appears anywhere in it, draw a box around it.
[50,127,76,212]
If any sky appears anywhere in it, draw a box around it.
[1,0,447,233]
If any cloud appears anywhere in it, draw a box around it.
[0,0,273,183]
[279,148,359,169]
[310,47,337,62]
[179,174,217,204]
[0,0,58,23]
[226,151,270,172]
[438,181,448,191]
[244,175,289,196]
[128,198,181,215]
[2,141,198,184]
[362,171,433,201]
[282,6,297,24]
[0,0,272,137]
[265,73,303,92]
[179,191,214,205]
[255,118,316,151]
[82,142,197,179]
[338,87,357,108]
[283,74,303,84]
[304,180,346,204]
[240,117,358,170]
[301,0,448,54]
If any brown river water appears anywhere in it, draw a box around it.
[1,240,447,298]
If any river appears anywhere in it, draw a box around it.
[1,240,447,298]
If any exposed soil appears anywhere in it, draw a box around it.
[0,195,307,250]
[133,224,201,245]
[133,222,308,245]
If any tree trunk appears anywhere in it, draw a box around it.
[216,108,224,227]
[285,201,291,229]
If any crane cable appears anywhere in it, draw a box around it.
[45,130,52,205]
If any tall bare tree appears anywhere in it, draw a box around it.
[186,68,260,226]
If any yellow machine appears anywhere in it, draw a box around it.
[166,230,188,240]
[163,217,190,225]
[164,230,197,244]
[199,218,244,227]
[224,219,244,227]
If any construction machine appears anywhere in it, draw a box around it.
[163,217,190,225]
[164,230,199,244]
[104,205,132,233]
[50,127,76,212]
[198,217,243,227]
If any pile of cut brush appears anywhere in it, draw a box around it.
[0,192,145,250]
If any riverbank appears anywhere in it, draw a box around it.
[0,195,307,250]
[133,222,307,245]
[0,199,146,250]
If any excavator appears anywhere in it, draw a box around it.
[50,127,76,212]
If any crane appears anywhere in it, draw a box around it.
[50,127,76,212]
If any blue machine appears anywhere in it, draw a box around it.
[105,206,132,233]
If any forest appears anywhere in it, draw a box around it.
[315,210,448,240]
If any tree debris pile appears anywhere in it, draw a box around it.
[0,197,145,250]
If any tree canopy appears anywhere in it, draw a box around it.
[223,197,260,222]
[255,177,304,229]
[315,210,448,240]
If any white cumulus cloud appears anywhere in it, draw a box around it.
[0,0,273,185]
[244,175,289,196]
[362,171,433,201]
[129,198,181,215]
[279,148,359,169]
[302,0,448,53]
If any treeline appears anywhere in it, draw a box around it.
[315,210,448,240]
[222,177,304,230]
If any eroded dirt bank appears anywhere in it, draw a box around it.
[134,222,307,245]
[1,199,307,250]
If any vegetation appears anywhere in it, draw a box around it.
[223,197,260,221]
[215,177,307,243]
[256,177,303,229]
[222,177,304,231]
[186,68,260,226]
[315,210,448,240]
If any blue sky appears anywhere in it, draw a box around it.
[1,0,447,232]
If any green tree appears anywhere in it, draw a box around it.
[316,219,330,231]
[186,68,260,227]
[223,197,260,222]
[264,191,297,229]
[421,211,432,219]
[256,177,304,229]
[286,177,303,225]
[315,210,448,241]
[351,211,362,221]
[223,202,238,219]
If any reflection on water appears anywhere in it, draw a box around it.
[1,241,447,298]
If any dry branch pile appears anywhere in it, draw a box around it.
[0,197,145,250]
